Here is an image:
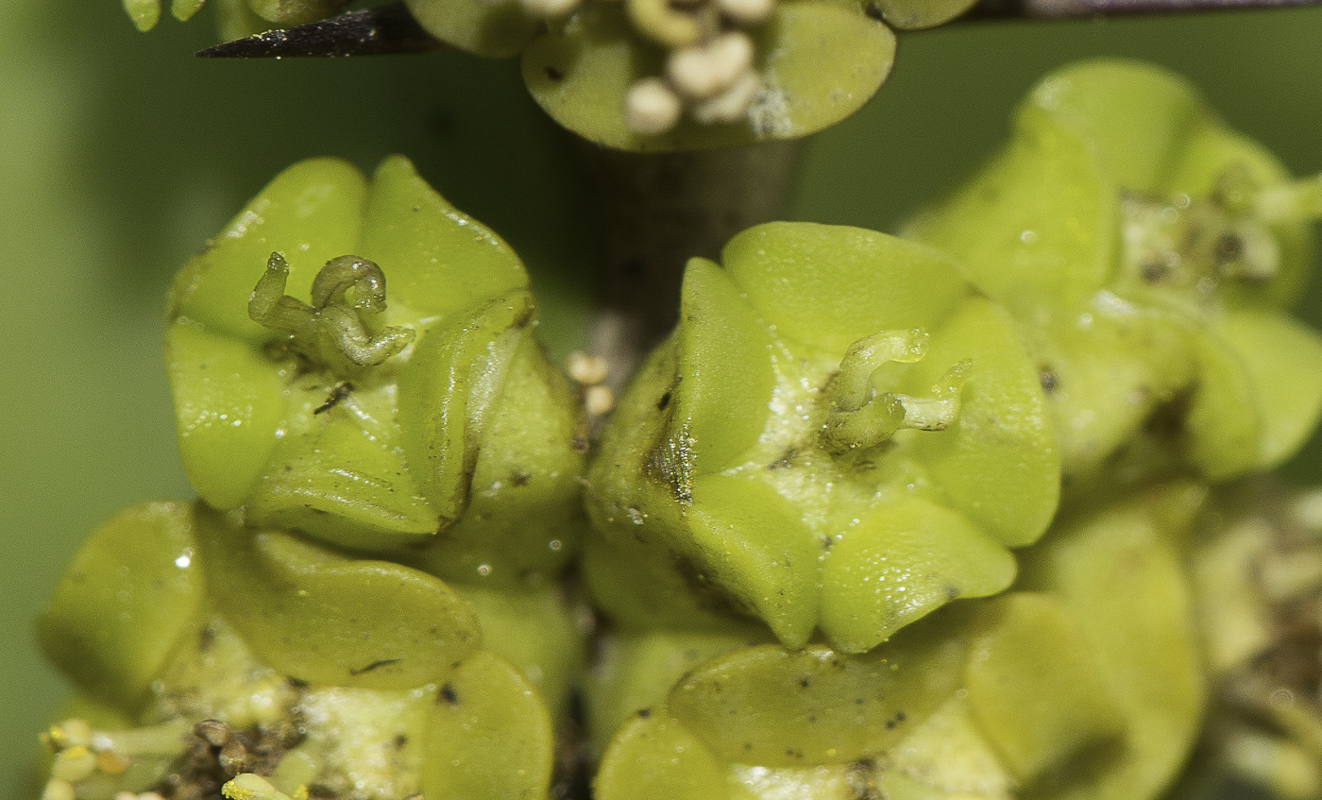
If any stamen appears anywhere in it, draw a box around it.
[625,78,683,135]
[667,32,754,100]
[690,71,762,125]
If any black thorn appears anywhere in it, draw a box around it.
[196,2,442,59]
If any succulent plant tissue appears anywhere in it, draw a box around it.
[19,1,1322,800]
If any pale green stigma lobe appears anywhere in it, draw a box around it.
[249,252,416,373]
[821,329,970,455]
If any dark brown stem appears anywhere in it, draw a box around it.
[579,140,800,388]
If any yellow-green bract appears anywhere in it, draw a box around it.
[164,155,584,582]
[585,222,1061,653]
[587,483,1206,800]
[37,501,583,800]
[905,59,1322,488]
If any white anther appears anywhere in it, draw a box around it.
[690,71,763,124]
[666,32,754,100]
[521,0,580,18]
[566,351,610,385]
[586,385,616,416]
[624,78,683,135]
[715,0,774,24]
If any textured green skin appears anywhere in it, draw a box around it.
[905,59,1322,486]
[37,502,205,707]
[586,222,1059,652]
[165,155,585,574]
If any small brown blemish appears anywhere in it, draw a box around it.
[545,65,564,81]
[193,720,232,748]
[1215,232,1244,265]
[440,684,459,705]
[510,471,531,487]
[657,391,672,411]
[637,708,652,719]
[768,447,797,470]
[314,381,353,415]
[349,658,402,676]
[1039,369,1058,394]
[393,734,409,750]
[1140,260,1169,283]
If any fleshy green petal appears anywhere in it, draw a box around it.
[245,0,349,25]
[964,593,1125,781]
[903,108,1115,316]
[359,155,528,322]
[869,0,977,28]
[196,506,482,690]
[423,650,556,800]
[818,496,1015,653]
[38,503,204,706]
[457,583,586,722]
[1018,483,1208,800]
[396,292,533,526]
[405,0,539,57]
[688,474,820,647]
[907,296,1059,546]
[722,222,968,356]
[417,332,585,585]
[1026,59,1204,193]
[595,711,728,800]
[242,371,440,546]
[1219,309,1322,469]
[666,628,967,766]
[587,628,764,758]
[170,0,207,21]
[123,0,162,30]
[168,157,368,342]
[675,258,775,473]
[165,325,285,510]
[1184,330,1263,482]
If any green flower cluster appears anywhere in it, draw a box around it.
[123,0,973,151]
[38,155,588,800]
[34,60,1322,800]
[581,60,1322,800]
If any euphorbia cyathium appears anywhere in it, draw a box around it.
[38,501,583,800]
[33,57,1322,800]
[906,59,1322,487]
[585,221,1060,652]
[165,155,585,584]
[586,482,1206,800]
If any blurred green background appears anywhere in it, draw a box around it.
[3,0,1322,795]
